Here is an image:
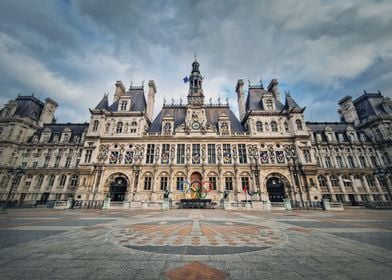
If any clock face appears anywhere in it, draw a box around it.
[192,121,201,130]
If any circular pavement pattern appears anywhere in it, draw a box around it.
[108,219,286,255]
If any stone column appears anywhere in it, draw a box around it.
[326,175,337,201]
[374,177,386,201]
[337,174,349,202]
[361,174,374,201]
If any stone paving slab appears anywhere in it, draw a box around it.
[0,208,391,279]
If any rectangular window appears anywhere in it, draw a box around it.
[33,162,38,168]
[225,177,233,190]
[160,177,168,190]
[124,151,134,164]
[161,144,170,164]
[54,156,60,168]
[43,156,50,168]
[325,157,332,168]
[176,177,184,190]
[209,176,217,190]
[359,157,367,168]
[192,144,200,164]
[241,177,249,190]
[303,150,311,163]
[238,144,247,164]
[144,177,152,190]
[85,150,92,163]
[370,156,378,167]
[146,144,155,164]
[223,144,232,164]
[176,144,185,164]
[207,144,216,164]
[109,151,119,164]
[65,157,71,168]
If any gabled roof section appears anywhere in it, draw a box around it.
[284,92,301,110]
[95,94,109,110]
[106,86,147,112]
[148,105,245,133]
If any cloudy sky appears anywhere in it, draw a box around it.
[0,0,391,123]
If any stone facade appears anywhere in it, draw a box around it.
[0,60,391,206]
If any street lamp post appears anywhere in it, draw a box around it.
[1,166,25,212]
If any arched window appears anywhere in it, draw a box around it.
[105,123,110,133]
[120,101,127,111]
[271,121,278,132]
[70,175,78,186]
[92,120,99,132]
[318,175,326,187]
[116,122,123,133]
[256,121,263,132]
[59,175,67,186]
[131,121,137,126]
[330,175,339,187]
[296,119,303,131]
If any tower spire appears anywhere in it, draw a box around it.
[187,57,204,106]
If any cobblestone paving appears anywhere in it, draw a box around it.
[0,208,391,279]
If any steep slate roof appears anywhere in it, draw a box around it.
[245,87,285,112]
[30,123,89,143]
[149,105,245,133]
[97,87,147,112]
[306,122,354,133]
[284,93,301,110]
[353,92,391,122]
[95,95,109,110]
[14,95,44,121]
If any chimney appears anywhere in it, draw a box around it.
[113,81,126,103]
[236,79,246,121]
[147,80,156,121]
[38,98,58,126]
[268,79,280,101]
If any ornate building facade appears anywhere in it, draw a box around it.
[0,60,391,206]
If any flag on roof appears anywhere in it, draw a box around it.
[183,76,189,83]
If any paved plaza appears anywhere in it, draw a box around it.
[0,208,391,280]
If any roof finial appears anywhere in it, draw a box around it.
[194,51,197,61]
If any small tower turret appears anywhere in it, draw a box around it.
[187,58,204,106]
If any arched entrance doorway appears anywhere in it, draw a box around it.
[190,172,202,182]
[109,177,128,201]
[266,176,286,202]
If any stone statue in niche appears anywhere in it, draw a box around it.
[220,122,229,134]
[163,122,171,134]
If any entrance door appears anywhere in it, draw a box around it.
[110,177,127,202]
[267,177,285,202]
[40,192,50,204]
[348,194,357,206]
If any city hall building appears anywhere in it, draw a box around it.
[0,60,391,207]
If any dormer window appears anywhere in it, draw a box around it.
[256,121,263,132]
[92,120,99,132]
[271,121,278,132]
[296,119,303,131]
[120,101,127,111]
[266,99,273,111]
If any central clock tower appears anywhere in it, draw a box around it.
[185,58,207,131]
